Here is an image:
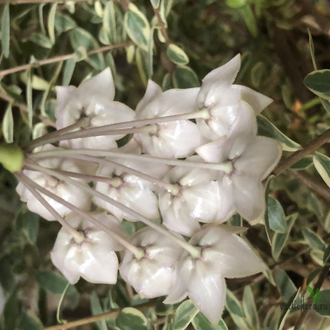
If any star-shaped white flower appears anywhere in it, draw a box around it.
[159,157,220,236]
[134,80,207,158]
[16,145,93,221]
[196,102,282,222]
[94,140,169,221]
[196,54,273,140]
[164,224,267,325]
[120,226,184,298]
[56,68,135,150]
[51,212,124,284]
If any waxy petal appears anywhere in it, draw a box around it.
[197,54,241,109]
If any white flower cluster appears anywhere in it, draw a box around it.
[16,55,282,325]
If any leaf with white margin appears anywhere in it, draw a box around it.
[167,44,189,65]
[277,288,300,330]
[116,307,148,330]
[242,286,259,330]
[124,3,150,51]
[3,103,13,143]
[313,152,330,188]
[173,300,198,330]
[302,228,325,251]
[257,115,301,152]
[192,312,228,330]
[267,196,287,233]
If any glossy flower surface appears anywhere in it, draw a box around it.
[134,80,207,158]
[197,102,282,222]
[56,68,135,150]
[164,225,267,325]
[16,145,92,221]
[159,158,219,236]
[51,212,124,284]
[196,54,273,140]
[120,226,184,298]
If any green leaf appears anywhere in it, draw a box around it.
[290,156,313,170]
[192,312,228,330]
[116,307,148,330]
[90,291,107,330]
[307,286,314,294]
[1,5,10,58]
[62,58,76,86]
[103,1,117,44]
[226,0,247,8]
[36,271,79,308]
[313,152,330,188]
[162,73,172,91]
[242,286,259,330]
[18,312,43,330]
[277,288,300,330]
[150,0,161,8]
[267,195,287,233]
[323,245,330,264]
[272,213,298,261]
[311,249,325,266]
[250,62,265,88]
[21,211,39,243]
[307,192,323,218]
[315,289,330,316]
[48,3,57,45]
[304,70,330,101]
[26,69,33,128]
[172,300,198,330]
[264,175,274,246]
[54,12,77,34]
[320,98,330,115]
[302,228,326,251]
[225,289,244,317]
[20,72,51,91]
[3,103,13,143]
[29,32,53,49]
[124,3,150,51]
[173,65,200,88]
[307,29,317,71]
[70,27,104,70]
[0,258,15,293]
[257,115,301,152]
[307,268,322,285]
[167,44,189,65]
[147,28,154,79]
[136,47,148,86]
[241,5,258,37]
[275,269,297,303]
[4,288,18,330]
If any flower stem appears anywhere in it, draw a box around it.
[26,160,200,257]
[15,173,84,242]
[30,153,178,192]
[29,149,233,173]
[23,117,90,152]
[18,170,144,259]
[24,126,155,150]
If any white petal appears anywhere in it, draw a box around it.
[197,55,241,109]
[136,80,163,118]
[78,68,115,102]
[159,191,201,236]
[216,175,235,222]
[202,230,267,278]
[188,267,226,326]
[232,174,265,221]
[235,136,282,180]
[196,137,227,163]
[79,243,118,284]
[232,85,273,114]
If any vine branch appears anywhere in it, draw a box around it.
[0,41,133,78]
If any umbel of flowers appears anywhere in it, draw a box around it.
[0,55,282,325]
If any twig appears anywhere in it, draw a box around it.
[153,6,170,46]
[0,41,133,78]
[43,302,155,330]
[273,128,330,176]
[293,265,329,330]
[289,170,330,203]
[0,91,56,127]
[4,0,96,3]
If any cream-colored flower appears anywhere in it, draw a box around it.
[164,224,267,325]
[56,68,135,150]
[51,212,124,284]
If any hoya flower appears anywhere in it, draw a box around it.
[120,226,184,298]
[164,224,267,325]
[196,54,273,140]
[16,145,93,221]
[51,212,124,284]
[94,140,169,221]
[196,102,282,222]
[56,68,135,150]
[134,80,207,158]
[159,157,220,236]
